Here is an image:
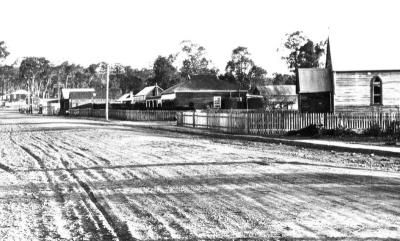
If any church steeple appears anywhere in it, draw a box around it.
[325,37,332,70]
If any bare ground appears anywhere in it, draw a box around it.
[0,110,399,240]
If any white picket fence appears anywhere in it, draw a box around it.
[69,108,177,121]
[177,111,400,135]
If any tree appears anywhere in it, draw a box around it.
[281,31,325,72]
[267,73,296,85]
[248,65,267,86]
[0,41,9,62]
[148,56,180,89]
[179,40,217,77]
[0,41,10,96]
[226,46,264,89]
[19,57,50,95]
[19,57,50,111]
[0,65,19,95]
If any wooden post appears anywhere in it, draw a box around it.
[193,111,196,128]
[105,64,110,121]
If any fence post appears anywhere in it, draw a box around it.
[245,112,250,134]
[193,111,196,128]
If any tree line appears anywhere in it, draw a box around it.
[0,31,325,99]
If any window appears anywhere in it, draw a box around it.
[371,76,382,105]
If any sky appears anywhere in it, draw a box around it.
[1,0,400,74]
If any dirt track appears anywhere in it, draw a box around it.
[0,110,399,240]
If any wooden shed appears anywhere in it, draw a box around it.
[297,68,333,113]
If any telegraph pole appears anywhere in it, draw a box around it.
[105,64,110,121]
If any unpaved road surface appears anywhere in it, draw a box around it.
[0,110,399,240]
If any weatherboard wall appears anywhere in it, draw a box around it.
[333,71,400,112]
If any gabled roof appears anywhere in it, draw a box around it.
[135,85,163,97]
[117,93,131,102]
[61,88,95,99]
[162,74,243,95]
[254,85,296,96]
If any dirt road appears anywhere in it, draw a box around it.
[0,110,399,240]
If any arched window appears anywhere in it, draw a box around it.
[371,76,382,105]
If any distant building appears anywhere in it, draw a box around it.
[117,85,163,107]
[60,88,96,112]
[3,89,28,102]
[248,85,298,110]
[298,39,400,113]
[160,74,247,109]
[60,88,122,113]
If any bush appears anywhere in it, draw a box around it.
[363,123,382,137]
[287,124,323,137]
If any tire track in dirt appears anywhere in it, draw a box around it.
[25,133,124,240]
[79,164,173,240]
[60,158,134,241]
[0,162,14,173]
[11,138,67,239]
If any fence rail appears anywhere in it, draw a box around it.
[69,108,177,121]
[177,111,400,135]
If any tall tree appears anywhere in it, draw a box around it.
[226,46,257,89]
[0,65,19,95]
[0,41,9,62]
[248,65,267,86]
[0,41,10,96]
[149,56,180,89]
[282,31,325,72]
[179,40,217,77]
[19,57,50,95]
[19,57,50,110]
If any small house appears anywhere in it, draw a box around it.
[160,74,247,109]
[60,88,96,113]
[248,85,298,110]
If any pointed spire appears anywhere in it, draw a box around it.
[325,36,332,70]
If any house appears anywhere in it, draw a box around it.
[116,85,163,107]
[160,74,247,109]
[135,84,163,104]
[60,88,122,113]
[60,88,96,112]
[248,85,298,110]
[298,38,400,113]
[4,89,28,102]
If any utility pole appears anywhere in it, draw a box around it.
[105,64,110,121]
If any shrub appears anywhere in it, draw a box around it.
[287,124,323,137]
[363,123,382,137]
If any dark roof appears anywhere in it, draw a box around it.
[162,75,243,95]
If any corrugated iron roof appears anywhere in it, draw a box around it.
[255,85,296,96]
[298,68,332,93]
[135,85,163,97]
[162,74,242,95]
[61,88,95,99]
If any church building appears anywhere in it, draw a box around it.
[298,39,400,113]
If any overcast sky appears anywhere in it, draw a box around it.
[1,0,399,74]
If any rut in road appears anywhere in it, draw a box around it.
[33,132,135,240]
[13,134,125,240]
[60,157,135,241]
